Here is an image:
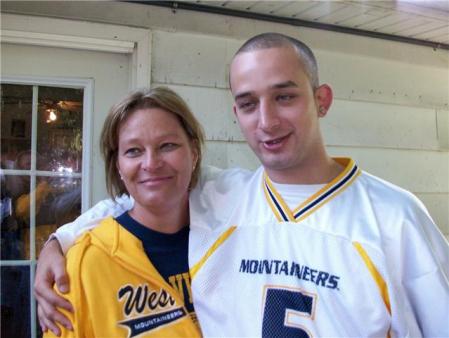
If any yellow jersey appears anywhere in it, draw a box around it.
[45,217,201,338]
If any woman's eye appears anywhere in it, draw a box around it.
[124,148,141,157]
[160,143,179,151]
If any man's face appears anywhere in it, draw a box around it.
[230,47,328,182]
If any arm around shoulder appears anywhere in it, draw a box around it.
[54,195,133,253]
[43,235,93,338]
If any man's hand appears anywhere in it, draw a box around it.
[34,238,74,336]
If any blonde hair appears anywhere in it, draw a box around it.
[100,87,204,198]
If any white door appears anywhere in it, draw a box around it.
[2,42,131,203]
[1,23,147,337]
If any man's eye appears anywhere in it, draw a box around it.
[238,101,256,111]
[277,94,295,101]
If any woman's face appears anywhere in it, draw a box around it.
[116,108,197,215]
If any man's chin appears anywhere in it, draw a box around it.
[259,155,293,172]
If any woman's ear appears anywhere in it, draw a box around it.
[116,161,123,180]
[191,143,199,172]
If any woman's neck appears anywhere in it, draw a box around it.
[128,196,189,234]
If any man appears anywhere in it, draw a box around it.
[36,33,449,337]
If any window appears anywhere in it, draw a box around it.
[1,80,89,337]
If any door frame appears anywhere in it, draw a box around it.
[1,13,151,88]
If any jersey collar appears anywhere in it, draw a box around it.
[263,158,361,222]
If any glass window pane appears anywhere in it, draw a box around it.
[2,82,85,338]
[37,86,83,173]
[1,266,31,338]
[1,175,31,260]
[1,84,32,170]
[33,177,82,257]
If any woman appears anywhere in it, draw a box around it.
[43,87,204,337]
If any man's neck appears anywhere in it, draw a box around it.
[266,157,344,185]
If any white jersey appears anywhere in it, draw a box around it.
[55,161,449,337]
[189,158,449,337]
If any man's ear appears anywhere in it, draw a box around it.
[314,84,333,117]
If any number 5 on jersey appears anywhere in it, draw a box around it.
[262,286,317,338]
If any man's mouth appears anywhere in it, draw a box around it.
[262,134,290,149]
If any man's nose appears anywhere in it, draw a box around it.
[258,100,280,131]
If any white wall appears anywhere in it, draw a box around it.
[2,1,448,238]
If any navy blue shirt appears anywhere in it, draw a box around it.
[115,212,194,314]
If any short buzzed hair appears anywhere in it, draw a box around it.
[235,32,319,89]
